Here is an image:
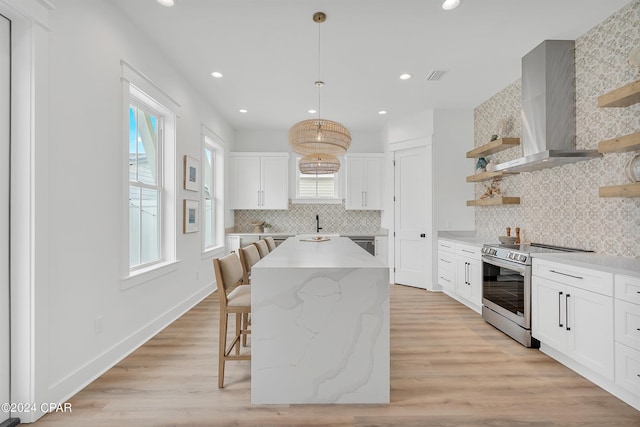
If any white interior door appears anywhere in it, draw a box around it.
[394,146,432,289]
[0,13,11,424]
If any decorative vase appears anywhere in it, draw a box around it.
[624,153,640,182]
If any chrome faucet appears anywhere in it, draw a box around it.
[316,214,322,233]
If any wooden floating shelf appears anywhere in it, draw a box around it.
[466,138,520,158]
[466,171,518,183]
[598,131,640,153]
[599,183,640,198]
[466,196,521,206]
[598,80,640,108]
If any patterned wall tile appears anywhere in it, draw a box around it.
[233,201,381,234]
[474,0,640,257]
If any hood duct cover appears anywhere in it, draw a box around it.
[496,40,601,173]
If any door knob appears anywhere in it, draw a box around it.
[420,233,426,238]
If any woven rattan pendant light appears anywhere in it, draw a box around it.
[290,12,351,158]
[299,153,340,175]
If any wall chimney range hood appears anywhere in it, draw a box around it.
[495,40,601,173]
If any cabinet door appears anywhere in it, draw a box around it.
[363,157,382,209]
[456,257,472,300]
[261,156,289,209]
[374,236,388,265]
[566,285,614,380]
[345,157,366,209]
[468,257,483,307]
[231,156,261,209]
[532,276,566,352]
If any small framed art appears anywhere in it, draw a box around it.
[184,155,200,191]
[183,199,199,233]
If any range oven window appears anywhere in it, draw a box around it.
[482,262,525,318]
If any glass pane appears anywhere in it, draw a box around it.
[129,105,158,185]
[204,147,214,248]
[129,106,137,182]
[140,188,160,264]
[129,186,141,267]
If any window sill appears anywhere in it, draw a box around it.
[121,259,181,290]
[201,245,226,260]
[291,198,343,205]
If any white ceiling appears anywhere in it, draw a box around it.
[110,0,632,133]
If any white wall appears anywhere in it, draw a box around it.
[432,109,475,232]
[16,0,236,420]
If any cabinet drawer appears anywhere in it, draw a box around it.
[532,259,613,297]
[615,274,640,305]
[438,266,454,290]
[615,342,640,397]
[616,299,640,351]
[437,251,455,269]
[456,244,481,259]
[438,240,455,253]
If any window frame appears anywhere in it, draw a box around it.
[292,155,343,204]
[202,128,225,255]
[120,67,179,289]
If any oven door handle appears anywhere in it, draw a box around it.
[481,256,527,274]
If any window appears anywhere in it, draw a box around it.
[203,133,224,251]
[126,83,176,276]
[129,102,162,268]
[295,157,341,201]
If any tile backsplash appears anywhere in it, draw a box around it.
[233,201,381,234]
[473,0,640,257]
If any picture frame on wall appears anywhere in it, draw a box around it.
[183,199,199,233]
[184,155,200,191]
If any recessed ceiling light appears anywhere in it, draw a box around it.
[239,109,248,114]
[442,0,460,11]
[378,110,388,115]
[156,0,175,7]
[211,71,223,78]
[399,73,412,80]
[308,109,317,114]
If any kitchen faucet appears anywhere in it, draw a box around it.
[316,214,322,233]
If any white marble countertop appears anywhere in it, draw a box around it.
[437,230,494,247]
[254,236,386,269]
[227,230,388,237]
[532,252,640,277]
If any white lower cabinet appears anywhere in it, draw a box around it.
[532,262,614,381]
[615,274,640,401]
[374,236,388,265]
[437,239,482,313]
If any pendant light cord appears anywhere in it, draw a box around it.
[317,19,322,122]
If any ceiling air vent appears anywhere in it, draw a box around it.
[426,69,447,81]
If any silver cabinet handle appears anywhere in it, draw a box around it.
[461,249,475,254]
[364,191,367,207]
[440,258,451,263]
[566,294,571,331]
[558,291,563,328]
[261,191,265,207]
[440,276,451,282]
[549,269,583,280]
[257,190,261,206]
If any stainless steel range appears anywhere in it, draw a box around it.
[480,243,591,348]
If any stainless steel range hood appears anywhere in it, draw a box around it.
[495,40,601,173]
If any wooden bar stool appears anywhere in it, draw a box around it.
[213,254,251,388]
[254,239,270,258]
[264,236,277,251]
[238,244,261,285]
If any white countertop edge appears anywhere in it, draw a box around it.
[227,230,389,237]
[437,230,491,247]
[532,252,640,277]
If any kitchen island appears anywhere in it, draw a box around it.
[251,236,389,404]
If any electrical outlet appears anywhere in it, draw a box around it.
[95,316,104,334]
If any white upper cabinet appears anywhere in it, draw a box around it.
[230,153,289,210]
[345,154,383,210]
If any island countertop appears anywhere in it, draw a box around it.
[251,236,390,404]
[254,235,386,269]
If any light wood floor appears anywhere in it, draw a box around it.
[34,285,640,426]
